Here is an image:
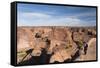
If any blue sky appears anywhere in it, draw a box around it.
[17,3,96,26]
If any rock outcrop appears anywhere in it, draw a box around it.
[17,26,96,64]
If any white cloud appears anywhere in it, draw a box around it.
[21,12,51,18]
[18,12,95,26]
[64,11,96,19]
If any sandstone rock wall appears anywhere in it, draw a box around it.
[17,26,96,63]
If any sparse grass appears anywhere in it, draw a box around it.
[17,51,26,57]
[65,44,72,49]
[78,40,83,49]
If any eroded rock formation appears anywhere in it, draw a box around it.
[17,26,96,64]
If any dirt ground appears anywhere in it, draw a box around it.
[76,38,96,61]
